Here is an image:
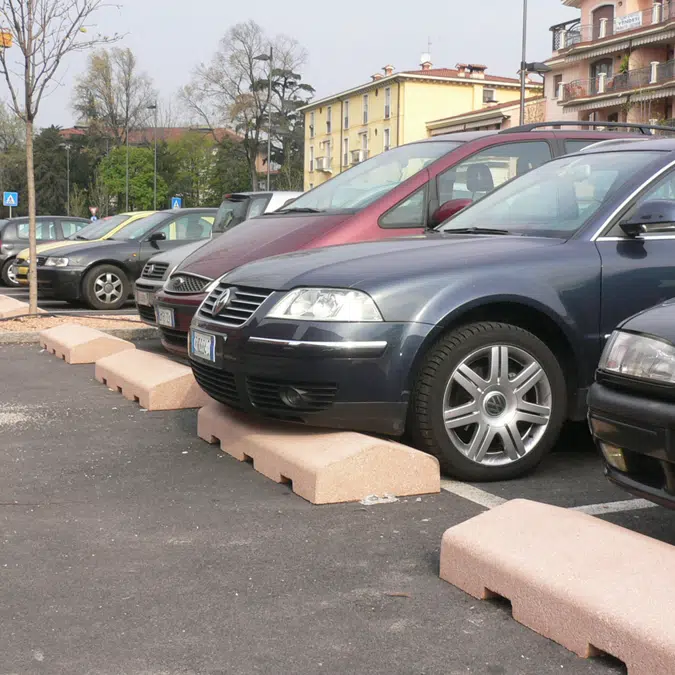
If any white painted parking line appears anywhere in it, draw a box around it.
[572,499,657,515]
[440,479,507,509]
[441,480,658,515]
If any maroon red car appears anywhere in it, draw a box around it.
[152,122,658,355]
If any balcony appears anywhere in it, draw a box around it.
[561,59,675,103]
[551,3,675,52]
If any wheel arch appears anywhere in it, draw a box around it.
[406,298,581,415]
[80,259,132,286]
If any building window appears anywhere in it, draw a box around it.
[363,94,369,124]
[344,100,349,129]
[384,87,391,119]
[326,106,332,134]
[553,74,563,99]
[309,146,314,172]
[360,131,368,158]
[343,137,349,167]
[483,88,496,104]
[383,128,391,151]
[309,111,315,138]
[324,139,332,162]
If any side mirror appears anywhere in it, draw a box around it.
[431,199,472,226]
[620,200,675,237]
[147,231,167,242]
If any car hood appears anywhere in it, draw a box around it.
[222,233,565,292]
[17,239,94,260]
[178,213,351,277]
[620,297,675,341]
[146,239,209,267]
[36,239,129,260]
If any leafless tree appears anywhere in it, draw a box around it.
[73,46,156,145]
[0,0,120,313]
[183,20,307,191]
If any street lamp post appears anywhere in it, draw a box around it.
[254,46,274,191]
[63,144,71,216]
[519,0,528,125]
[125,123,130,211]
[147,103,158,210]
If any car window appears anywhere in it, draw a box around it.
[60,220,88,238]
[607,167,675,236]
[379,186,426,229]
[437,142,552,205]
[155,214,214,240]
[247,196,269,219]
[439,150,665,238]
[565,139,597,154]
[17,220,58,240]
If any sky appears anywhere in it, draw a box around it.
[9,0,579,127]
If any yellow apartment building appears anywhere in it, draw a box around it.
[299,59,543,189]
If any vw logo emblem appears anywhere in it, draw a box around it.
[173,276,185,287]
[483,392,507,418]
[213,288,232,315]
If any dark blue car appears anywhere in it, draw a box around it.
[189,138,675,481]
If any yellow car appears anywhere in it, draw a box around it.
[14,211,154,285]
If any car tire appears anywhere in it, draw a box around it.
[1,258,19,287]
[409,321,566,482]
[81,264,130,311]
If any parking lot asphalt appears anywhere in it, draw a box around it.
[1,285,136,315]
[5,342,673,674]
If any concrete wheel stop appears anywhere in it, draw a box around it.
[95,349,210,410]
[40,324,136,364]
[197,401,440,504]
[0,295,45,319]
[439,498,675,675]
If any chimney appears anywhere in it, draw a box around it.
[420,52,432,70]
[456,63,468,77]
[468,63,487,79]
[383,64,394,76]
[371,73,384,81]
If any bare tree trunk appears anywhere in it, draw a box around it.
[26,119,37,315]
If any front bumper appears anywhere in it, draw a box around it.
[588,378,675,509]
[134,279,165,326]
[34,266,85,300]
[154,288,206,355]
[189,312,432,436]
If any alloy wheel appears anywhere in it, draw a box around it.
[93,272,124,305]
[442,344,552,466]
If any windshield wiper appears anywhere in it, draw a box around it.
[275,207,324,214]
[443,227,512,235]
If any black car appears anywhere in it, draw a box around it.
[0,216,89,286]
[589,299,675,508]
[189,139,675,482]
[32,209,216,310]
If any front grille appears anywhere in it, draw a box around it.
[246,376,338,413]
[36,256,47,266]
[141,262,169,280]
[159,326,187,347]
[199,284,273,327]
[191,360,241,408]
[137,305,156,323]
[165,274,210,294]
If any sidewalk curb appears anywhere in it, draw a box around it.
[0,326,158,345]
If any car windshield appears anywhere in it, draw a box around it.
[284,140,462,213]
[438,150,666,238]
[213,198,249,233]
[110,212,168,240]
[69,214,130,240]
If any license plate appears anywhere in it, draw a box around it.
[191,330,216,362]
[157,307,175,327]
[136,290,152,306]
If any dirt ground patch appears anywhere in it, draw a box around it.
[0,313,144,333]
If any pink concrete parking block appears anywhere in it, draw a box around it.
[198,401,440,504]
[439,498,675,675]
[95,349,210,410]
[0,295,44,319]
[39,324,136,364]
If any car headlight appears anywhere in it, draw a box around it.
[44,257,69,268]
[599,330,675,384]
[266,288,383,322]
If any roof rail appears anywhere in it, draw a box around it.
[500,120,675,135]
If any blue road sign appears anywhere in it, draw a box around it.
[3,191,18,207]
[171,197,182,209]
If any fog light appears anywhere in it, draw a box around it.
[599,441,628,472]
[280,387,306,409]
